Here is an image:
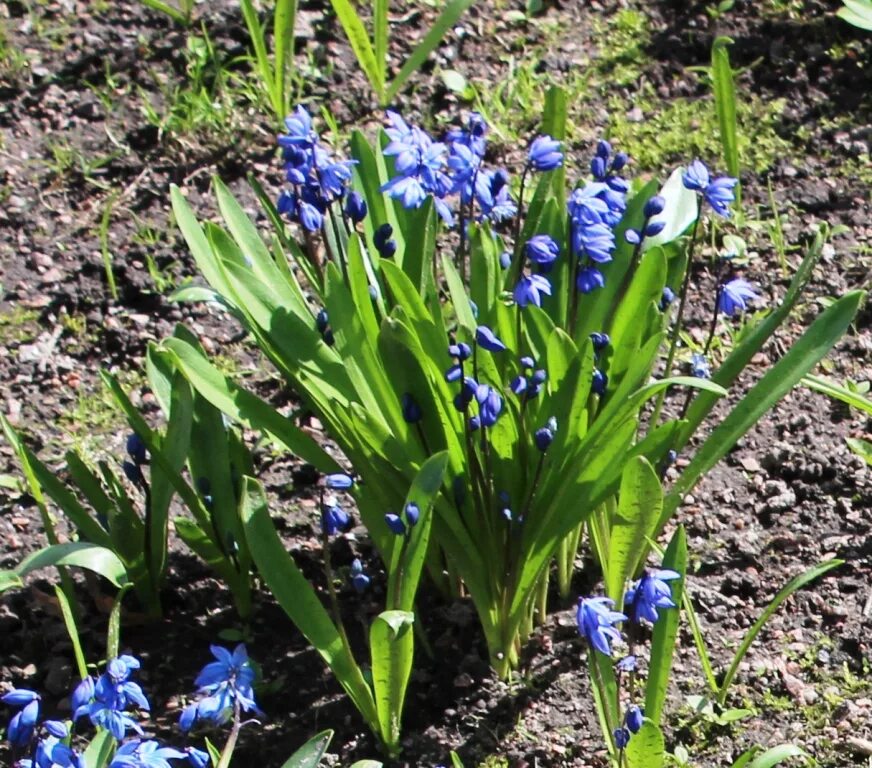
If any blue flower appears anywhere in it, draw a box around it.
[589,332,610,352]
[185,748,210,768]
[577,597,626,656]
[279,106,318,149]
[577,267,605,294]
[190,645,259,724]
[682,159,738,217]
[6,698,40,747]
[624,569,680,624]
[350,559,370,593]
[71,678,95,719]
[321,504,350,536]
[476,170,516,223]
[2,689,39,707]
[615,655,637,673]
[643,195,666,218]
[525,235,560,271]
[534,420,556,452]
[527,135,563,172]
[682,159,710,192]
[718,278,757,316]
[592,369,608,396]
[448,342,472,361]
[405,503,420,527]
[22,736,81,768]
[689,353,711,379]
[109,740,187,768]
[453,377,478,412]
[475,325,506,353]
[513,274,552,308]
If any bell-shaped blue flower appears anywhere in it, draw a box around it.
[577,596,626,657]
[718,278,757,316]
[624,569,681,624]
[524,235,559,271]
[513,274,552,308]
[527,135,563,172]
[475,325,506,353]
[577,266,605,294]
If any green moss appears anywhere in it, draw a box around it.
[606,84,795,173]
[0,306,41,344]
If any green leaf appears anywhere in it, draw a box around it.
[329,0,383,97]
[606,457,662,605]
[107,584,132,660]
[746,744,809,768]
[274,0,299,122]
[0,570,23,594]
[625,721,665,768]
[16,543,128,588]
[838,0,872,29]
[370,610,415,752]
[718,559,842,704]
[712,37,740,182]
[280,730,334,768]
[645,526,687,723]
[348,762,384,768]
[241,478,379,730]
[662,290,864,533]
[385,0,474,102]
[54,585,88,680]
[846,436,872,465]
[140,0,190,25]
[82,730,115,768]
[803,374,872,415]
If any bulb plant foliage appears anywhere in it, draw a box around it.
[157,84,858,689]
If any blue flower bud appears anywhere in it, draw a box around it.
[405,502,420,527]
[644,220,665,237]
[643,195,666,218]
[612,152,629,171]
[350,558,370,593]
[122,461,143,486]
[616,655,637,673]
[401,393,423,423]
[534,426,554,452]
[659,286,675,311]
[589,332,610,352]
[325,473,354,490]
[530,369,547,386]
[527,135,563,172]
[126,433,147,465]
[614,726,631,749]
[469,415,481,431]
[499,251,512,269]
[179,702,198,733]
[626,705,644,734]
[510,375,527,396]
[385,513,406,536]
[520,356,535,370]
[592,369,608,396]
[624,228,642,245]
[1,689,39,707]
[344,191,367,224]
[43,720,68,738]
[448,342,472,361]
[475,325,506,353]
[445,364,463,383]
[187,747,211,768]
[373,223,393,249]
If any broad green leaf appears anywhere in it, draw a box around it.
[385,0,474,102]
[280,730,333,768]
[718,559,842,704]
[241,478,379,729]
[663,291,864,533]
[606,457,662,605]
[370,610,415,751]
[645,526,687,722]
[16,543,128,588]
[625,721,665,768]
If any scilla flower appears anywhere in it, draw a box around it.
[624,569,680,624]
[577,597,626,657]
[719,278,757,316]
[514,274,552,308]
[527,135,563,172]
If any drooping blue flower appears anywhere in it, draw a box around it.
[689,353,711,379]
[321,504,350,536]
[43,721,68,739]
[279,106,318,149]
[475,326,506,353]
[615,655,637,673]
[624,569,681,624]
[513,274,552,308]
[325,473,354,490]
[350,559,370,593]
[718,278,757,316]
[22,736,81,768]
[476,170,516,223]
[527,369,547,399]
[527,135,563,172]
[6,698,40,747]
[71,678,95,719]
[525,235,560,272]
[577,597,626,657]
[626,705,644,734]
[577,266,605,294]
[185,748,210,768]
[188,645,259,725]
[704,176,739,217]
[682,159,710,192]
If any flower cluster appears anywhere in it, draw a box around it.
[179,645,259,732]
[277,106,357,233]
[682,159,738,218]
[577,568,681,751]
[73,655,150,741]
[444,326,508,432]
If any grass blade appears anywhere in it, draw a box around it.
[54,585,88,680]
[718,560,842,704]
[329,0,382,97]
[274,0,298,123]
[374,0,388,87]
[711,37,740,188]
[385,0,474,102]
